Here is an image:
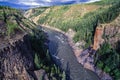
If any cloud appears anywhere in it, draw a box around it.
[19,2,40,6]
[45,0,51,2]
[85,0,101,3]
[16,0,51,6]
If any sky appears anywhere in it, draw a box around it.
[0,0,101,9]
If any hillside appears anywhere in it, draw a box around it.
[25,0,120,79]
[25,0,120,43]
[0,6,36,38]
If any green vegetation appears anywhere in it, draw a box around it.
[0,6,20,34]
[92,0,120,5]
[94,42,120,80]
[38,5,70,26]
[0,6,36,37]
[29,7,48,18]
[74,1,120,45]
[7,21,18,36]
[74,1,119,45]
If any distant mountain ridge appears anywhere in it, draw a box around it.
[0,2,30,9]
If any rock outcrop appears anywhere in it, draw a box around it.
[0,35,35,80]
[93,25,104,50]
[104,24,120,48]
[93,23,120,50]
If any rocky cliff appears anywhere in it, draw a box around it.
[0,6,51,80]
[0,34,36,80]
[93,14,120,50]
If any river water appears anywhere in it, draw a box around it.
[41,27,100,80]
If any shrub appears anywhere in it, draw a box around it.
[95,42,120,79]
[7,21,18,36]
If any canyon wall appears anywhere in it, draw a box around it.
[93,23,120,50]
[0,35,35,80]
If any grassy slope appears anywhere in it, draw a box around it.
[0,6,37,38]
[28,4,100,26]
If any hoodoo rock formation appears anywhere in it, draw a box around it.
[93,26,104,50]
